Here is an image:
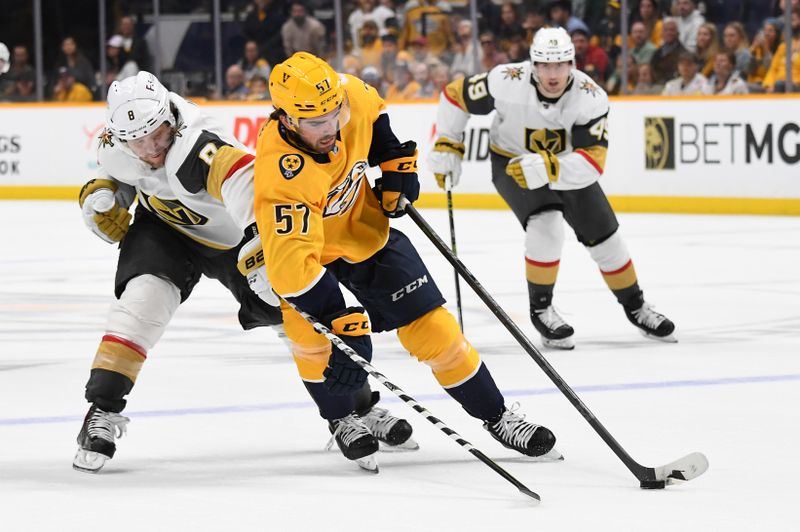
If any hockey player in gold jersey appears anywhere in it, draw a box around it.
[252,52,558,470]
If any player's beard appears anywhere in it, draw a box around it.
[313,134,337,153]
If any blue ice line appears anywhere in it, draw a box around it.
[2,373,798,427]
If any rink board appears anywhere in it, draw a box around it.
[1,95,799,214]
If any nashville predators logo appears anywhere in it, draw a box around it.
[579,79,600,97]
[502,66,524,80]
[139,192,209,226]
[324,160,367,218]
[279,153,304,180]
[98,128,115,148]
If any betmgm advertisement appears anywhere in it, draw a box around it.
[603,98,800,208]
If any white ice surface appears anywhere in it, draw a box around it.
[1,202,798,531]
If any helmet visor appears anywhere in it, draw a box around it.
[295,93,351,138]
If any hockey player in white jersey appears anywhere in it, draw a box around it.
[428,28,676,349]
[74,71,414,473]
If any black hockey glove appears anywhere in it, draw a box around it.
[374,172,420,218]
[374,141,420,218]
[322,307,373,395]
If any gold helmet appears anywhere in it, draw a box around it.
[269,52,346,130]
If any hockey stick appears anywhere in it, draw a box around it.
[402,198,709,489]
[282,298,540,503]
[445,178,464,331]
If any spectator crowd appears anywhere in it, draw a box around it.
[2,0,800,103]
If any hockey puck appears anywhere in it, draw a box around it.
[640,479,666,489]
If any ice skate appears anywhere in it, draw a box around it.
[72,404,130,473]
[531,305,575,350]
[361,406,419,452]
[327,414,380,473]
[625,302,677,342]
[483,403,557,458]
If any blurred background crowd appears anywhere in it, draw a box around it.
[1,0,799,103]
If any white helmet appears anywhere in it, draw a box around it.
[530,27,575,65]
[0,42,10,74]
[106,71,175,140]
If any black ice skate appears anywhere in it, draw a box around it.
[531,305,575,350]
[483,404,561,460]
[327,414,380,473]
[625,302,677,342]
[72,404,130,473]
[361,406,419,451]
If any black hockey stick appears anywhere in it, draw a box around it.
[402,198,709,489]
[445,181,464,331]
[282,299,540,503]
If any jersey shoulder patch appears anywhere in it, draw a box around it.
[570,71,609,123]
[175,129,231,193]
[278,153,305,180]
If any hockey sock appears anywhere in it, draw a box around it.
[84,367,134,413]
[586,231,644,308]
[397,307,504,421]
[85,334,147,412]
[528,282,554,311]
[354,385,380,416]
[443,363,505,422]
[525,210,564,310]
[303,381,357,421]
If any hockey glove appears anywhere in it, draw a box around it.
[79,179,132,244]
[375,141,420,218]
[236,224,280,307]
[322,307,373,396]
[505,152,558,190]
[427,136,465,189]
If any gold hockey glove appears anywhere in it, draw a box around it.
[79,179,132,244]
[428,137,465,189]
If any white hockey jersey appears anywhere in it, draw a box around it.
[96,93,256,249]
[435,63,609,190]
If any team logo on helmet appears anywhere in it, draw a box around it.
[279,153,305,180]
[98,128,115,148]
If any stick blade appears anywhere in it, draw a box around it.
[519,486,542,504]
[654,451,709,485]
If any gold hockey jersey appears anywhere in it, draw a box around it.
[253,75,389,297]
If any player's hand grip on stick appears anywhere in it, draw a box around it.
[79,179,132,244]
[321,307,373,395]
[428,137,464,189]
[505,152,557,190]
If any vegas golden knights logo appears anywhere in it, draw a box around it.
[644,117,675,170]
[139,192,209,226]
[525,128,566,154]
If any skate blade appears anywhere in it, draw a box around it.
[542,336,575,350]
[526,447,564,462]
[379,437,420,452]
[638,329,678,343]
[72,449,108,473]
[355,453,379,473]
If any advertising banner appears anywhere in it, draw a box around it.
[1,96,798,213]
